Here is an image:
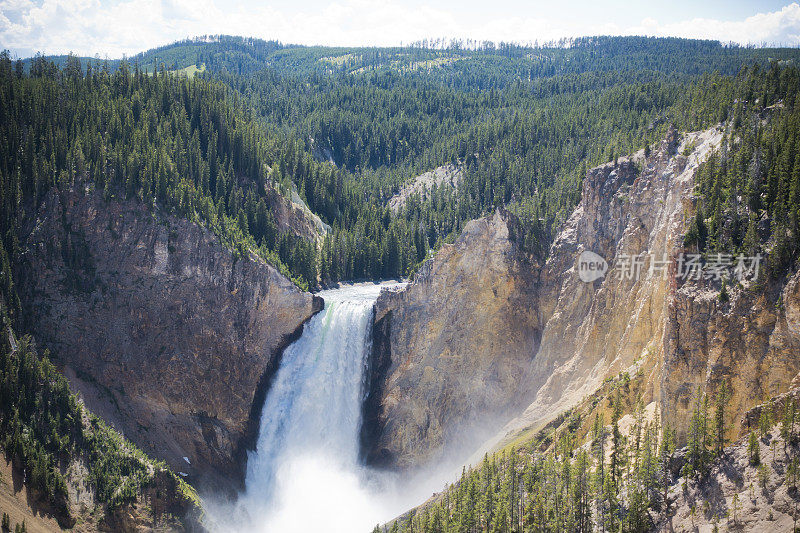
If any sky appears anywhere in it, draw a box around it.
[1,0,799,58]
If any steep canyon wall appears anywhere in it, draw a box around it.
[364,126,800,471]
[16,184,322,491]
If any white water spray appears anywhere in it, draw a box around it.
[220,283,408,533]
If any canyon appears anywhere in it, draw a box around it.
[8,127,800,530]
[4,35,800,533]
[361,125,800,477]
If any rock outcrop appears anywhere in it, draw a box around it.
[387,164,463,212]
[655,423,800,532]
[662,263,800,440]
[362,209,541,469]
[16,184,322,492]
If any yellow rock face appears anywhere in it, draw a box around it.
[363,208,542,470]
[365,126,800,470]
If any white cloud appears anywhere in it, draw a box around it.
[626,2,800,46]
[1,0,800,58]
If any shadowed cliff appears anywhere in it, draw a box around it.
[15,183,323,493]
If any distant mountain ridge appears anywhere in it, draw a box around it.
[21,35,800,81]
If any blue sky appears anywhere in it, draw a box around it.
[1,0,799,58]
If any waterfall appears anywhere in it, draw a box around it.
[230,282,403,533]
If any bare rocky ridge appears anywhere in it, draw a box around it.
[15,184,322,492]
[387,164,463,212]
[264,181,328,243]
[365,125,800,475]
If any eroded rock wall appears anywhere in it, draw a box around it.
[508,127,710,430]
[362,209,541,469]
[365,126,800,470]
[16,184,322,491]
[511,124,799,446]
[662,256,800,440]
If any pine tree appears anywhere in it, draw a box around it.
[686,387,709,477]
[748,432,761,466]
[572,449,592,532]
[731,492,741,524]
[759,401,772,440]
[610,390,625,487]
[781,398,798,454]
[713,381,730,456]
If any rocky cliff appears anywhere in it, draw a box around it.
[365,125,800,471]
[362,208,541,469]
[15,184,322,492]
[662,255,800,440]
[514,124,800,446]
[506,127,722,435]
[524,127,800,441]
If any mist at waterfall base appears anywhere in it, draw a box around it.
[205,283,476,533]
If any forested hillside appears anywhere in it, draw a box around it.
[208,37,760,277]
[24,36,800,284]
[377,375,800,533]
[239,50,800,283]
[689,63,800,277]
[176,36,800,281]
[0,51,324,291]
